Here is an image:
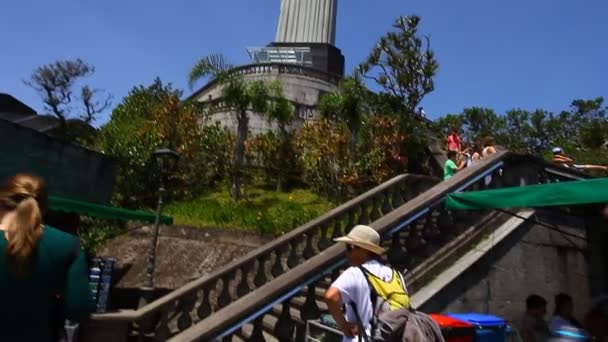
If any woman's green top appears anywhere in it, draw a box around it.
[0,225,94,341]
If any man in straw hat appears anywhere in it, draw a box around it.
[324,225,408,341]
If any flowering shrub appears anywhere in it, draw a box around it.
[295,119,352,200]
[358,116,407,185]
[246,131,300,191]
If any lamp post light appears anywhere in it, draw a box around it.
[141,147,180,305]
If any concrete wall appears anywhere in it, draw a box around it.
[420,213,591,327]
[586,215,608,297]
[96,225,273,290]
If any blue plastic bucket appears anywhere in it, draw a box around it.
[447,313,507,342]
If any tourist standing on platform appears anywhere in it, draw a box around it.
[0,174,94,342]
[520,294,551,342]
[550,293,582,331]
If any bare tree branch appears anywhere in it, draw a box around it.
[23,58,112,140]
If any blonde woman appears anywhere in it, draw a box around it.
[0,174,93,341]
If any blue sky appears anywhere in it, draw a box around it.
[1,0,607,124]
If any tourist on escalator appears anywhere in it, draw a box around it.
[446,127,462,153]
[481,136,497,158]
[0,174,94,342]
[444,150,466,180]
[324,225,411,341]
[551,147,608,172]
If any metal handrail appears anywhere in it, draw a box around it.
[90,174,436,322]
[169,152,589,341]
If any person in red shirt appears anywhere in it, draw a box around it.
[446,128,462,152]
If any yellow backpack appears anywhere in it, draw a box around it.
[359,266,411,312]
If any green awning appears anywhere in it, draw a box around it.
[445,177,608,211]
[48,195,173,224]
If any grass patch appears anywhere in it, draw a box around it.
[164,187,334,235]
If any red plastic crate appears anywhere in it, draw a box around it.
[429,313,476,342]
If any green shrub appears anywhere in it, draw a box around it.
[164,187,332,235]
[78,217,127,253]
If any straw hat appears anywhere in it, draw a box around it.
[334,225,386,255]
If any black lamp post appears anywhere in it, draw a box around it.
[141,147,179,304]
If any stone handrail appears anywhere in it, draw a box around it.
[187,62,342,102]
[169,152,588,341]
[86,174,438,340]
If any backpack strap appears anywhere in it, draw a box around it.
[349,302,372,342]
[358,266,378,306]
[358,266,381,339]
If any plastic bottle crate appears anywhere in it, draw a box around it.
[429,313,476,342]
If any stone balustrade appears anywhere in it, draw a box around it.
[166,152,588,342]
[83,174,438,341]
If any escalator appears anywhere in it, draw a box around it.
[86,152,588,342]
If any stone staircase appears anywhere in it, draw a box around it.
[83,152,587,342]
[83,174,438,342]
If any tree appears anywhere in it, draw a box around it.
[569,97,607,148]
[460,107,506,144]
[265,82,296,191]
[503,109,532,153]
[295,119,350,201]
[189,54,271,201]
[359,15,438,117]
[97,79,182,207]
[318,73,368,161]
[24,59,111,141]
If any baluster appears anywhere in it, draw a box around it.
[287,239,300,268]
[154,309,171,341]
[296,323,307,342]
[247,317,267,342]
[176,293,196,332]
[303,232,315,259]
[271,247,285,278]
[217,273,234,308]
[274,300,296,341]
[254,254,268,288]
[437,208,453,232]
[387,233,405,267]
[331,267,340,281]
[345,209,355,231]
[359,203,370,225]
[196,286,213,320]
[332,219,344,240]
[318,223,331,251]
[406,228,422,252]
[237,263,253,296]
[300,284,321,321]
[219,333,235,342]
[370,196,382,221]
[422,217,439,240]
[382,192,393,214]
[392,187,404,208]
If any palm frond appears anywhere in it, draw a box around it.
[188,54,233,89]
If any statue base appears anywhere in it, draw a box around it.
[268,42,345,76]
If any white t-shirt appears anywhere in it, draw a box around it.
[330,260,397,342]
